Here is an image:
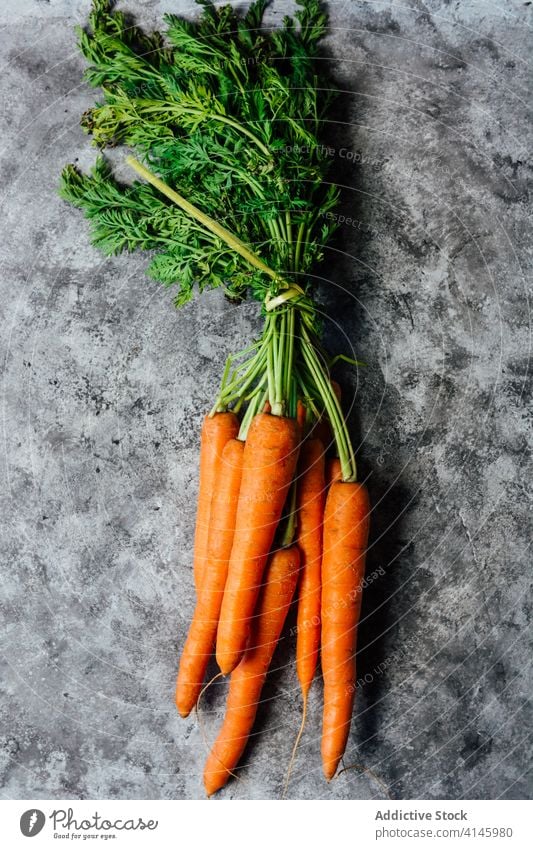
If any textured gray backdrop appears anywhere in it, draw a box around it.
[0,0,531,800]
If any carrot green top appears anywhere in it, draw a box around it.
[59,0,361,481]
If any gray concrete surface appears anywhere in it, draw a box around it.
[0,0,531,800]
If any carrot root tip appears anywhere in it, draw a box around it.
[175,693,192,718]
[322,763,337,781]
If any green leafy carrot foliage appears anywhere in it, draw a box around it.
[60,0,339,308]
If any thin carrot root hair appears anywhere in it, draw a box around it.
[282,691,308,798]
[196,671,242,791]
[334,761,391,799]
[195,672,224,750]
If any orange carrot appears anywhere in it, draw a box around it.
[176,438,245,717]
[321,481,370,780]
[216,412,300,674]
[326,457,342,486]
[204,544,300,796]
[192,412,239,589]
[295,438,326,698]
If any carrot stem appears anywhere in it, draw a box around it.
[126,156,287,287]
[300,326,357,482]
[280,479,298,548]
[238,385,267,440]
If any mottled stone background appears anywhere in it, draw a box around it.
[0,0,531,800]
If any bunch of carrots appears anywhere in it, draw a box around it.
[175,356,370,796]
[60,0,372,796]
